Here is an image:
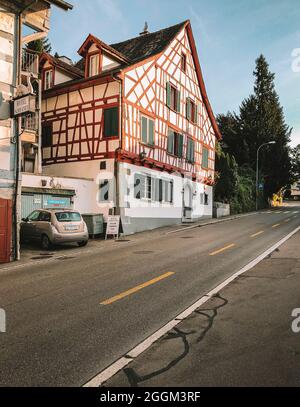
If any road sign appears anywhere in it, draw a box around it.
[13,95,36,116]
[106,215,120,239]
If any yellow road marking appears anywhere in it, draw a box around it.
[100,272,175,305]
[209,243,235,256]
[272,223,281,228]
[251,231,264,238]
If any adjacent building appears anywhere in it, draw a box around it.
[40,20,221,234]
[0,0,73,263]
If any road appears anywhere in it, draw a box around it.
[0,205,299,386]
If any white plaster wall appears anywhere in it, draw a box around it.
[55,69,74,86]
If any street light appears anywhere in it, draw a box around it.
[256,141,276,211]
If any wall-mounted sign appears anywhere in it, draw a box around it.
[105,215,120,239]
[13,95,36,116]
[44,198,70,208]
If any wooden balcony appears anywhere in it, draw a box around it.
[21,49,39,78]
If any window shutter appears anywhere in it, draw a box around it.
[166,82,171,108]
[186,99,191,120]
[167,130,174,154]
[194,104,198,125]
[176,89,181,113]
[191,140,195,163]
[178,133,184,158]
[141,116,148,143]
[202,147,209,168]
[149,119,154,145]
[134,174,146,199]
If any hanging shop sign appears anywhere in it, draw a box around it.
[13,95,36,116]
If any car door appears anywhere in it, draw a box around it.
[21,210,41,241]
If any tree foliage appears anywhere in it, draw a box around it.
[215,55,292,210]
[26,37,52,54]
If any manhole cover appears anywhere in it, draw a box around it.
[133,251,154,255]
[181,236,194,239]
[115,240,131,243]
[31,256,53,260]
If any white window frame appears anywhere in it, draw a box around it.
[44,70,53,90]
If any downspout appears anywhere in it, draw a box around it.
[112,72,123,217]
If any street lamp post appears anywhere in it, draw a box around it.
[256,141,276,211]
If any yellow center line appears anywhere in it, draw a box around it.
[251,230,264,238]
[209,243,235,256]
[272,223,281,228]
[100,272,175,305]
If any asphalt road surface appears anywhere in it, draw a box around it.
[0,205,299,386]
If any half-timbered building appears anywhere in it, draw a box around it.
[40,20,221,234]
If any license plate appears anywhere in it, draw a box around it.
[65,225,79,231]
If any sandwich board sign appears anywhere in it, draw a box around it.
[105,215,120,239]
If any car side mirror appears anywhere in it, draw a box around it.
[22,218,28,222]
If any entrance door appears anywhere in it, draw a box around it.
[183,184,193,221]
[0,198,12,263]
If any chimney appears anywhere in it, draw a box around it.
[58,56,73,65]
[140,22,149,36]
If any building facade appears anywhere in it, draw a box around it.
[0,0,73,263]
[40,20,221,235]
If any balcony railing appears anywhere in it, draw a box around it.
[21,49,39,77]
[21,113,38,132]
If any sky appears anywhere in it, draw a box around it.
[48,0,300,146]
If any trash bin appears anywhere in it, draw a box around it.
[82,213,104,238]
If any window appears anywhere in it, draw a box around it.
[42,123,53,148]
[186,138,195,163]
[186,98,198,124]
[202,147,209,169]
[140,115,154,146]
[55,212,81,222]
[38,212,51,222]
[44,70,53,90]
[166,82,180,112]
[89,53,100,76]
[104,107,118,137]
[204,193,209,206]
[27,211,40,221]
[181,53,187,72]
[167,129,183,158]
[134,174,174,204]
[200,193,209,206]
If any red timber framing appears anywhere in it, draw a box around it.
[42,76,120,165]
[40,20,220,185]
[119,20,220,185]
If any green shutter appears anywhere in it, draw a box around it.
[149,119,154,145]
[177,133,184,158]
[186,99,191,120]
[176,90,181,113]
[167,129,174,154]
[141,116,148,143]
[194,104,198,125]
[202,147,209,168]
[166,82,171,108]
[104,107,118,137]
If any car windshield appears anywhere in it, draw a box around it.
[55,212,81,223]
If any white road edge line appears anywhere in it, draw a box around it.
[83,225,300,388]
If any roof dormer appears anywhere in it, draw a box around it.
[77,34,129,78]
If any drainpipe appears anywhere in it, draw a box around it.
[112,72,123,217]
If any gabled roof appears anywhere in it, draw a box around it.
[78,34,130,64]
[46,0,73,10]
[110,21,188,64]
[40,53,84,78]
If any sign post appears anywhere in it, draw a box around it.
[105,215,120,240]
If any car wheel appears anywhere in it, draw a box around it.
[78,241,88,247]
[41,235,52,250]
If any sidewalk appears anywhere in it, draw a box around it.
[104,230,300,387]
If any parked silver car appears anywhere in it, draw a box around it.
[21,209,89,250]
